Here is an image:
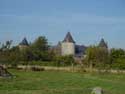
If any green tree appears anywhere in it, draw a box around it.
[20,47,33,70]
[110,48,125,69]
[54,55,75,66]
[0,40,13,65]
[8,46,20,68]
[30,36,49,61]
[85,46,109,70]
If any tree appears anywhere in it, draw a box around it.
[8,46,20,68]
[54,55,75,66]
[19,47,33,70]
[85,46,109,70]
[30,36,49,61]
[0,40,12,51]
[110,48,125,69]
[0,40,13,65]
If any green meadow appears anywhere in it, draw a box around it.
[0,69,125,94]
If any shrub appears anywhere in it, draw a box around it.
[54,55,75,66]
[31,66,45,71]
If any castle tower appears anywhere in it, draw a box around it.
[99,38,108,49]
[61,32,75,56]
[19,37,29,50]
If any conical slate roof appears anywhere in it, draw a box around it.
[99,38,108,48]
[63,32,75,43]
[19,37,29,46]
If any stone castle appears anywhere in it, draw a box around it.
[50,32,87,58]
[19,32,108,58]
[19,37,29,50]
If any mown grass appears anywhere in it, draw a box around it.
[0,69,125,94]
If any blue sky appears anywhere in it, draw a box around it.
[0,0,125,48]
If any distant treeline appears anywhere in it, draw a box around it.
[0,36,125,70]
[0,36,74,67]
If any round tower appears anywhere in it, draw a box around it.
[61,32,75,56]
[19,37,29,50]
[99,38,108,49]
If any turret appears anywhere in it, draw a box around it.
[99,38,108,49]
[61,32,75,56]
[19,37,29,50]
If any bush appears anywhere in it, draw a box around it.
[31,66,45,71]
[110,48,125,70]
[84,46,109,69]
[111,58,125,70]
[54,55,75,66]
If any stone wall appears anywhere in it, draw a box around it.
[61,42,75,56]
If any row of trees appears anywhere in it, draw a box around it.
[84,46,125,70]
[0,36,125,70]
[0,36,75,67]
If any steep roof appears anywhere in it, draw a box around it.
[75,45,87,54]
[99,38,108,48]
[63,32,75,43]
[19,37,29,46]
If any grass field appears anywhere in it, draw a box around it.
[0,69,125,94]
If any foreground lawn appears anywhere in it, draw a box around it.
[0,69,125,94]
